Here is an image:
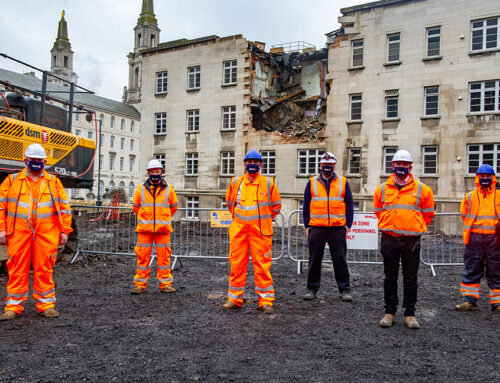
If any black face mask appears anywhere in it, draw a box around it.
[245,164,260,174]
[149,174,162,183]
[27,160,44,173]
[479,178,493,188]
[321,166,334,177]
[394,166,409,178]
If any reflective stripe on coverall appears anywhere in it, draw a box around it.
[0,169,72,313]
[132,181,178,288]
[225,174,281,307]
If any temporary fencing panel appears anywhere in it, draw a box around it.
[71,205,285,264]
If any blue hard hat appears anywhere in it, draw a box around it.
[476,164,495,175]
[244,150,263,162]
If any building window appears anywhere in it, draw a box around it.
[424,86,439,116]
[467,144,500,174]
[156,71,168,93]
[348,148,361,175]
[110,116,115,129]
[221,106,236,130]
[119,181,125,191]
[387,33,401,63]
[110,135,115,149]
[99,114,104,128]
[109,155,115,171]
[186,196,199,219]
[221,200,228,210]
[120,119,125,131]
[98,180,104,196]
[99,154,103,170]
[71,188,78,198]
[119,157,124,172]
[223,60,237,85]
[120,137,125,150]
[130,139,135,152]
[75,128,81,136]
[87,131,93,139]
[154,154,166,169]
[186,109,200,132]
[471,17,499,52]
[426,26,441,57]
[186,153,198,175]
[384,147,398,174]
[109,181,115,191]
[130,121,134,132]
[297,200,304,226]
[350,94,362,121]
[100,133,104,147]
[155,112,167,134]
[187,66,201,89]
[385,89,399,118]
[423,146,438,175]
[75,113,79,122]
[298,149,325,175]
[351,39,364,67]
[220,152,235,175]
[129,157,135,172]
[469,80,500,113]
[128,182,135,199]
[261,150,276,175]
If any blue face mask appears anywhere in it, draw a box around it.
[245,164,260,174]
[394,166,409,178]
[149,174,162,183]
[479,178,493,188]
[27,160,44,173]
[321,166,334,178]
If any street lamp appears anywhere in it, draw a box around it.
[95,116,103,206]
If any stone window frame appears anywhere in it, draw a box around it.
[348,148,361,175]
[471,16,499,52]
[424,86,440,116]
[186,196,200,219]
[422,145,438,175]
[187,65,201,90]
[426,26,441,58]
[221,106,236,131]
[349,94,362,121]
[386,32,401,63]
[222,60,237,86]
[155,71,168,94]
[467,143,500,175]
[154,154,166,170]
[186,109,200,132]
[129,156,135,173]
[351,39,364,68]
[385,89,399,119]
[186,153,199,176]
[119,157,125,172]
[110,135,115,149]
[297,149,325,176]
[260,150,276,176]
[383,147,398,174]
[155,112,167,135]
[469,80,500,114]
[220,152,235,176]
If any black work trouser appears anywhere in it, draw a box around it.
[307,226,351,293]
[381,233,421,317]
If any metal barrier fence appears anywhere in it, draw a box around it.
[287,210,382,274]
[71,206,286,265]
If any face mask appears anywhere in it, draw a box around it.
[27,160,44,173]
[149,174,162,183]
[479,178,493,188]
[394,166,409,178]
[321,166,334,177]
[245,164,260,174]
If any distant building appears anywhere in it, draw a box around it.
[49,10,78,86]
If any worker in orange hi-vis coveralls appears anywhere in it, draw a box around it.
[0,144,72,321]
[220,150,282,314]
[131,159,178,295]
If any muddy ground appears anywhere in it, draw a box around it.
[0,254,498,382]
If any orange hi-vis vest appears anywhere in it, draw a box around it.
[309,175,347,227]
[133,181,178,233]
[226,174,281,236]
[460,174,500,245]
[373,174,435,236]
[0,169,72,236]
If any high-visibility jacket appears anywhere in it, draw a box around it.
[133,179,178,233]
[226,174,281,236]
[373,174,435,236]
[309,174,347,227]
[460,174,500,244]
[0,169,72,236]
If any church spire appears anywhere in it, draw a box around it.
[50,10,77,86]
[138,0,158,25]
[53,10,71,50]
[133,0,161,52]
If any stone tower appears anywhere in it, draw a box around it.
[126,0,161,103]
[49,10,78,86]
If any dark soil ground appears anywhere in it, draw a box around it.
[0,254,498,382]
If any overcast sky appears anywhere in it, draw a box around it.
[1,0,358,101]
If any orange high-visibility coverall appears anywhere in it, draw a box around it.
[0,169,72,314]
[225,174,281,308]
[132,179,178,289]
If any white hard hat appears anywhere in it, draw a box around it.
[147,159,163,170]
[320,152,337,164]
[392,150,413,163]
[24,143,47,159]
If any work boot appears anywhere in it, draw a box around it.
[0,310,19,321]
[405,316,420,329]
[220,300,241,311]
[339,291,353,302]
[161,286,176,294]
[131,286,146,295]
[303,290,317,301]
[379,314,395,327]
[258,305,274,314]
[455,301,477,311]
[39,308,60,318]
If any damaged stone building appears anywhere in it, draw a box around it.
[327,0,500,211]
[125,0,330,214]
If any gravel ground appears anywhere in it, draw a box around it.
[0,254,498,382]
